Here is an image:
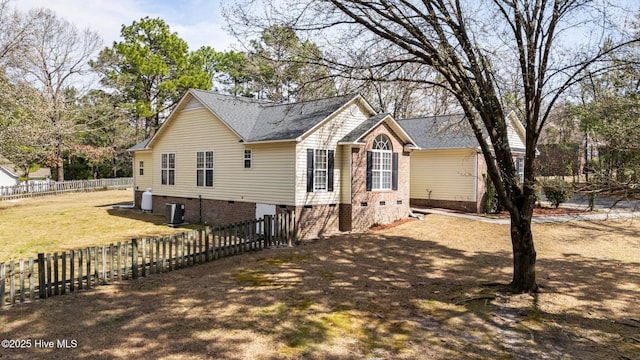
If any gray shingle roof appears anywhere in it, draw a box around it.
[190,90,358,142]
[398,114,482,150]
[127,138,151,152]
[339,114,387,143]
[0,155,19,177]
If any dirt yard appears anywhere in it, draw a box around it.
[1,212,639,359]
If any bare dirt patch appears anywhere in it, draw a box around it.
[1,215,638,359]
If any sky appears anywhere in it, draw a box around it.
[12,0,238,52]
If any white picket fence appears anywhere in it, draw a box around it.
[0,178,133,200]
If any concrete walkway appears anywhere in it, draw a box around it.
[412,195,640,225]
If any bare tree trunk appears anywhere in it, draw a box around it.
[509,191,538,292]
[56,141,64,181]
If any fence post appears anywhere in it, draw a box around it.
[53,253,59,296]
[132,239,139,279]
[38,254,46,299]
[0,262,5,307]
[29,258,35,301]
[19,259,25,302]
[265,215,273,247]
[7,262,14,305]
[141,239,146,277]
[205,228,211,262]
[61,253,66,295]
[69,251,75,293]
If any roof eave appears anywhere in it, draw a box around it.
[298,94,375,141]
[148,90,247,149]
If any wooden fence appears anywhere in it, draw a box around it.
[0,178,133,200]
[0,211,295,308]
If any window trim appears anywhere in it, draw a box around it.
[139,160,144,176]
[314,149,328,192]
[306,148,334,193]
[161,153,176,186]
[196,150,214,188]
[244,149,252,169]
[516,157,525,183]
[371,135,393,191]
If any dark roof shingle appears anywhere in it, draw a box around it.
[398,114,482,149]
[190,90,357,142]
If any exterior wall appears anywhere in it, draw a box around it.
[295,101,371,206]
[263,204,341,242]
[409,149,478,207]
[151,194,257,226]
[0,167,18,187]
[410,198,479,213]
[133,151,153,193]
[150,106,296,205]
[475,154,488,212]
[349,123,412,231]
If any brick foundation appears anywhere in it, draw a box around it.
[410,198,480,213]
[148,195,257,226]
[338,204,352,231]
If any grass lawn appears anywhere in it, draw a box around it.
[0,189,197,262]
[0,193,638,359]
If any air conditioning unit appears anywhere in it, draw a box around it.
[165,203,185,226]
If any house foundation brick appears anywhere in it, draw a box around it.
[410,198,479,213]
[150,195,256,226]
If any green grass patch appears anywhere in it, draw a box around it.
[232,270,274,287]
[0,190,200,261]
[256,253,312,266]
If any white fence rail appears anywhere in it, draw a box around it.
[0,178,133,200]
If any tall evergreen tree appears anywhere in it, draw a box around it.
[92,17,213,140]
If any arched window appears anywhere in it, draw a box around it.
[371,134,393,190]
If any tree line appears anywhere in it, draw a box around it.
[0,3,342,181]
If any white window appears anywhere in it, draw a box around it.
[314,149,328,191]
[372,135,392,190]
[516,157,525,183]
[196,151,214,187]
[139,161,144,176]
[244,149,252,169]
[161,153,175,185]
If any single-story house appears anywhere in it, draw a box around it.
[0,155,19,187]
[129,90,418,240]
[398,111,526,212]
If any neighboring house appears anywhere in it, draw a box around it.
[398,111,526,213]
[27,167,52,183]
[0,155,19,187]
[129,90,417,240]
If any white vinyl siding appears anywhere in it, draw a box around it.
[296,102,371,206]
[150,105,295,204]
[339,145,352,204]
[133,152,152,190]
[410,149,478,202]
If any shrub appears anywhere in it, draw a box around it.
[541,179,573,208]
[482,174,501,214]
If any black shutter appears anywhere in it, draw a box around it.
[306,149,314,192]
[366,151,373,191]
[392,152,399,191]
[327,150,334,192]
